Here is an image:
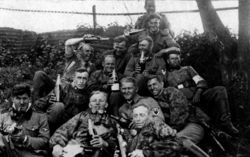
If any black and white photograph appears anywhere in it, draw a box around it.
[0,0,249,156]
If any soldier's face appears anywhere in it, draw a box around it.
[12,93,31,113]
[148,18,160,33]
[121,82,137,101]
[132,106,149,129]
[145,1,155,14]
[167,54,181,68]
[73,72,89,89]
[147,78,164,96]
[138,40,150,55]
[79,45,93,62]
[89,92,108,114]
[114,41,127,56]
[103,56,115,73]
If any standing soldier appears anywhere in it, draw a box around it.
[135,0,173,36]
[0,83,50,157]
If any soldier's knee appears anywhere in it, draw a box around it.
[47,102,65,124]
[213,86,228,97]
[52,102,65,112]
[34,71,46,78]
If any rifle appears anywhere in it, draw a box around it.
[55,74,61,102]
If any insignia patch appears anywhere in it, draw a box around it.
[42,128,49,132]
[152,107,159,115]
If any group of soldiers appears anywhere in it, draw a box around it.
[0,0,240,157]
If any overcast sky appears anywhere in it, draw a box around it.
[0,0,238,34]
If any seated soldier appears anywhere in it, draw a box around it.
[88,54,122,115]
[33,36,95,101]
[124,36,165,96]
[121,103,182,157]
[34,68,90,133]
[125,13,179,56]
[88,55,121,92]
[0,83,50,157]
[118,77,164,122]
[98,35,131,76]
[50,91,117,157]
[161,47,239,135]
[147,75,209,145]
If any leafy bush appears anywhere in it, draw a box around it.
[176,30,224,87]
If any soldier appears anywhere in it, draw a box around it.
[88,55,119,92]
[161,47,239,135]
[50,91,117,157]
[122,103,182,157]
[126,13,179,56]
[147,75,208,145]
[102,35,131,75]
[124,36,165,96]
[88,54,123,115]
[32,36,95,101]
[0,83,50,157]
[118,77,164,122]
[34,68,90,133]
[135,0,173,36]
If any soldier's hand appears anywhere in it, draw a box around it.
[192,89,202,104]
[49,94,57,104]
[10,134,27,146]
[90,135,108,148]
[135,63,142,74]
[160,125,177,137]
[52,144,63,157]
[129,149,144,157]
[155,50,164,58]
[83,34,94,40]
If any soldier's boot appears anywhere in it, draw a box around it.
[220,113,239,136]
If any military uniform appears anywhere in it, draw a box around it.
[0,108,50,157]
[124,54,165,96]
[123,122,182,157]
[164,66,238,134]
[153,87,208,144]
[118,94,164,122]
[50,110,117,157]
[32,57,95,101]
[135,13,171,31]
[103,49,132,75]
[34,83,89,132]
[87,69,116,92]
[127,29,179,55]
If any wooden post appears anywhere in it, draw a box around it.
[92,5,97,30]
